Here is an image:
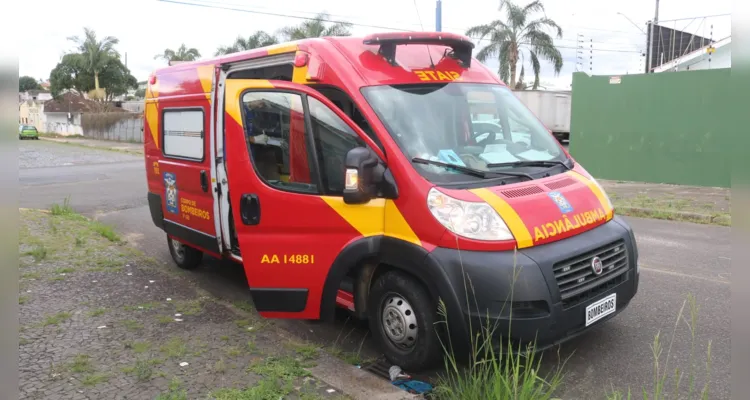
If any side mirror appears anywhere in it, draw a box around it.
[342,146,404,204]
[343,147,379,204]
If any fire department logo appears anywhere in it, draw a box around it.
[591,256,604,275]
[164,172,178,214]
[547,191,573,214]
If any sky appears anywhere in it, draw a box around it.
[16,0,732,90]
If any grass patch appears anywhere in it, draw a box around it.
[233,300,255,313]
[50,197,76,216]
[43,311,72,326]
[54,267,75,274]
[122,319,144,331]
[88,308,107,317]
[80,373,109,386]
[68,354,94,374]
[125,341,151,353]
[20,272,41,280]
[247,356,313,381]
[155,377,188,400]
[173,299,204,316]
[157,315,174,324]
[18,296,28,305]
[211,377,292,400]
[91,221,120,242]
[214,358,227,374]
[224,346,242,357]
[25,244,48,262]
[286,341,319,361]
[160,338,188,359]
[123,359,154,382]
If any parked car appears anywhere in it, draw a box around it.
[19,125,39,140]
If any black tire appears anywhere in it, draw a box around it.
[167,235,203,270]
[368,270,442,372]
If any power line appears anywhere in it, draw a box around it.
[158,0,644,54]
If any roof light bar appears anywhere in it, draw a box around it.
[363,32,475,67]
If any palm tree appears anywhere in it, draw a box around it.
[155,44,201,64]
[466,0,563,90]
[278,12,352,41]
[215,31,279,56]
[67,27,119,97]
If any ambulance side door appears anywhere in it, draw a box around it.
[223,78,385,319]
[159,103,218,254]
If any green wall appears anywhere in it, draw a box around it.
[568,69,733,188]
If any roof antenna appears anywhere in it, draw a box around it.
[413,0,436,69]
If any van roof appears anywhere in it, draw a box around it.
[150,32,504,89]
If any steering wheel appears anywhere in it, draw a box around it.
[471,121,510,145]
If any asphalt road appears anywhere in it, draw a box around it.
[20,140,730,399]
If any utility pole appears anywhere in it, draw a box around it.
[435,0,442,32]
[647,0,660,73]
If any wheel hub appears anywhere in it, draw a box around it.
[381,295,418,349]
[171,239,184,260]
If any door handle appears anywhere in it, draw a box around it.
[200,170,208,192]
[240,194,260,225]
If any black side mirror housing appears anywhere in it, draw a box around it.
[343,147,397,204]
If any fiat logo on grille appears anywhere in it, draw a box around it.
[591,256,604,275]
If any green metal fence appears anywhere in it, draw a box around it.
[568,69,733,188]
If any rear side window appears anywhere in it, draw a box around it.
[162,109,205,161]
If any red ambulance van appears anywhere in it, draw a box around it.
[144,32,639,371]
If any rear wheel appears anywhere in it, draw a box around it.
[368,270,442,372]
[167,235,203,270]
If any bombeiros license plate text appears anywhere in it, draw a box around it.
[585,293,616,326]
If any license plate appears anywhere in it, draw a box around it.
[585,293,616,327]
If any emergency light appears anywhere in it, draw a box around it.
[363,32,475,67]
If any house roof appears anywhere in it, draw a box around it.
[43,92,127,113]
[653,36,731,73]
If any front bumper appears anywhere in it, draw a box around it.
[429,215,639,351]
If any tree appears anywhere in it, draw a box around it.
[67,27,120,98]
[278,12,352,41]
[465,0,563,90]
[155,44,201,63]
[19,76,41,92]
[215,31,279,56]
[50,53,137,101]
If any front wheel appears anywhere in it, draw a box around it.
[368,270,442,372]
[167,235,203,270]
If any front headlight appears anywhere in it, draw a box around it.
[426,188,514,241]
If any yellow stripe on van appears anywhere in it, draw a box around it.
[197,65,214,100]
[321,197,385,237]
[567,171,614,221]
[321,198,422,247]
[145,102,159,149]
[224,79,274,126]
[470,188,534,249]
[267,43,299,55]
[384,200,421,246]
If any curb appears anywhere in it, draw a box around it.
[308,351,421,400]
[616,206,731,226]
[39,137,143,155]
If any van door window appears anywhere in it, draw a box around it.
[307,97,367,195]
[240,91,318,194]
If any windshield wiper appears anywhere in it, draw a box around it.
[412,157,533,180]
[487,159,572,170]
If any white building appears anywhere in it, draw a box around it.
[654,36,731,73]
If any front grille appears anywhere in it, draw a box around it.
[553,240,629,308]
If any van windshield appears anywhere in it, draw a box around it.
[361,83,569,184]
